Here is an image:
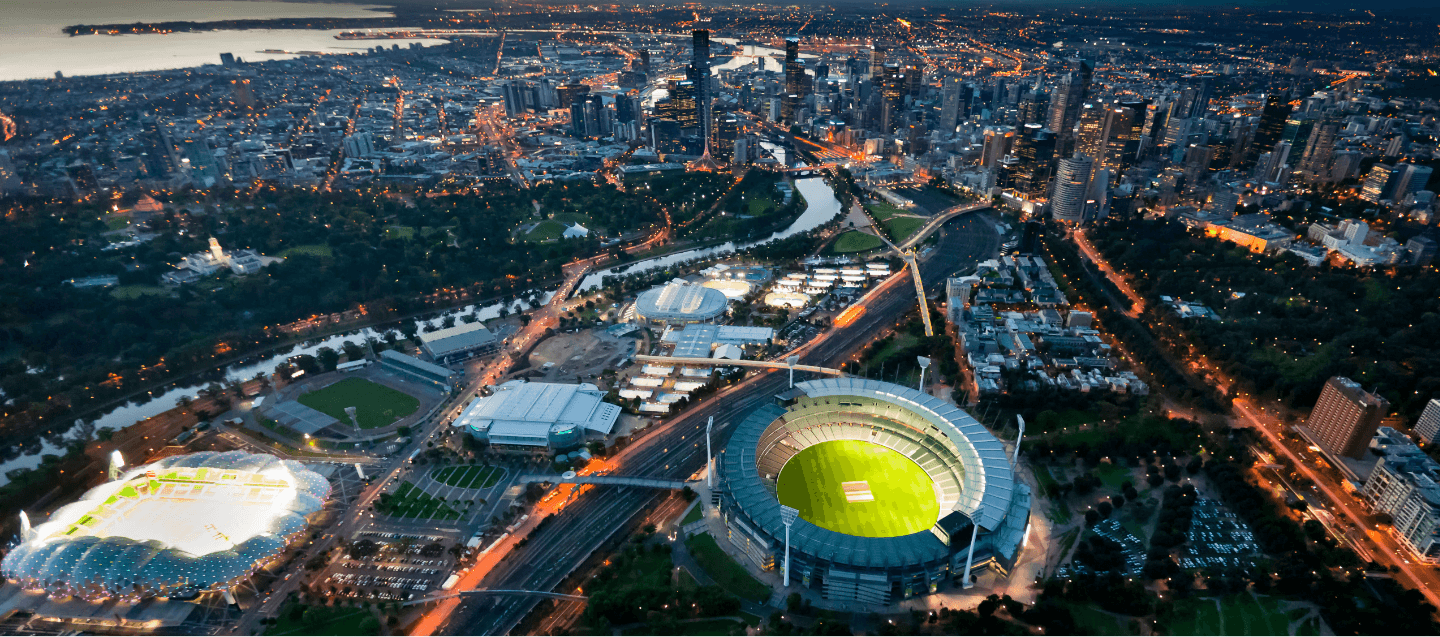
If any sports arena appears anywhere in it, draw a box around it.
[2,451,330,601]
[719,378,1030,604]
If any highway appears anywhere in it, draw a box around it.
[433,208,1001,635]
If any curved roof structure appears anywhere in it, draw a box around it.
[2,451,329,601]
[635,281,728,324]
[722,378,1016,571]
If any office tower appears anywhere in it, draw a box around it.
[1307,377,1389,459]
[1361,164,1399,203]
[880,63,905,133]
[1358,429,1440,561]
[1047,58,1092,140]
[782,37,804,122]
[1018,90,1048,126]
[690,30,712,149]
[869,47,886,81]
[1182,144,1214,188]
[670,80,698,131]
[1018,221,1043,254]
[1420,400,1440,445]
[639,49,652,80]
[980,126,1014,169]
[1408,236,1438,267]
[1393,164,1434,203]
[1012,124,1055,196]
[140,119,177,179]
[1299,117,1340,179]
[712,112,740,162]
[557,83,589,109]
[1208,189,1239,217]
[1257,140,1292,182]
[570,94,609,138]
[1051,154,1094,224]
[1188,76,1214,118]
[649,118,682,154]
[220,52,236,66]
[342,132,375,158]
[1075,103,1107,158]
[1243,93,1292,168]
[939,77,964,132]
[904,65,923,97]
[615,93,641,127]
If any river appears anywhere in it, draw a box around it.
[0,1,446,80]
[576,176,842,291]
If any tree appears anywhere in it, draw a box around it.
[358,615,381,635]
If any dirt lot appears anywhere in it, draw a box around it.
[526,329,638,385]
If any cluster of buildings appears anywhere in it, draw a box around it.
[162,237,279,285]
[764,261,891,309]
[946,256,1144,396]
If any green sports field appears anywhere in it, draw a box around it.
[776,439,938,538]
[297,377,420,430]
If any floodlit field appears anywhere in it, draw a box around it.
[776,439,938,538]
[298,377,419,429]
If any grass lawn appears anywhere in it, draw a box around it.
[777,439,938,538]
[1162,597,1224,635]
[379,481,463,520]
[265,601,377,636]
[681,503,705,525]
[298,377,419,430]
[105,215,131,231]
[624,616,748,637]
[430,464,502,489]
[111,285,169,300]
[1095,462,1132,488]
[1219,593,1292,635]
[279,244,334,259]
[525,219,567,242]
[1065,603,1129,635]
[865,202,909,222]
[685,533,771,602]
[832,231,885,253]
[384,226,416,241]
[882,216,926,243]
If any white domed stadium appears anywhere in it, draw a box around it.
[635,281,728,325]
[2,451,330,601]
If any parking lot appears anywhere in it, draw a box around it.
[317,531,457,602]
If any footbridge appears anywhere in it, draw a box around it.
[633,354,845,376]
[403,589,587,607]
[515,473,689,490]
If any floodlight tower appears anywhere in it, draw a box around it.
[18,511,33,542]
[961,523,980,589]
[786,355,800,388]
[108,450,125,481]
[780,505,799,587]
[706,416,714,488]
[1012,415,1026,465]
[916,356,931,395]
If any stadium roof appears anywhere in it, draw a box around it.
[266,400,340,434]
[418,322,497,358]
[380,349,454,380]
[453,381,621,442]
[1,451,329,601]
[635,281,727,323]
[723,378,1018,571]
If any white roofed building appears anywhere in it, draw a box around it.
[452,381,621,451]
[635,281,728,325]
[419,322,499,364]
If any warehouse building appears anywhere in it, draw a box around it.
[452,381,621,451]
[419,322,500,364]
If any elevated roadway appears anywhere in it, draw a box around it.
[514,474,690,490]
[633,354,844,376]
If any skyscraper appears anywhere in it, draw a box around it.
[1050,154,1094,224]
[1299,117,1341,180]
[1414,398,1440,445]
[670,80,698,131]
[880,63,905,133]
[939,77,964,132]
[1047,58,1092,141]
[1306,376,1389,459]
[1244,93,1292,168]
[869,47,886,81]
[690,30,712,151]
[1012,124,1055,196]
[782,37,804,123]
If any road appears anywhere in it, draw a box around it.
[1232,399,1440,612]
[1070,227,1145,316]
[229,261,595,635]
[432,208,1001,635]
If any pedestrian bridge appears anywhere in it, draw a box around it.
[633,355,844,376]
[515,473,689,490]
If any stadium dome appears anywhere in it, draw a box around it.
[719,378,1031,604]
[2,451,330,601]
[635,281,728,325]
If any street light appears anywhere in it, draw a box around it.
[780,505,799,587]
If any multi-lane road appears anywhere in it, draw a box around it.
[433,208,1000,635]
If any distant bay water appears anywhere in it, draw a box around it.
[0,0,447,81]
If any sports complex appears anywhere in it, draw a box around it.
[1,451,330,601]
[719,378,1030,604]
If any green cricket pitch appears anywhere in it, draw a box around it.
[776,439,939,538]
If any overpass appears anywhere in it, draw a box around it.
[894,202,991,251]
[633,354,845,376]
[403,589,587,607]
[515,473,690,490]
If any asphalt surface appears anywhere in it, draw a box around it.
[437,210,999,635]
